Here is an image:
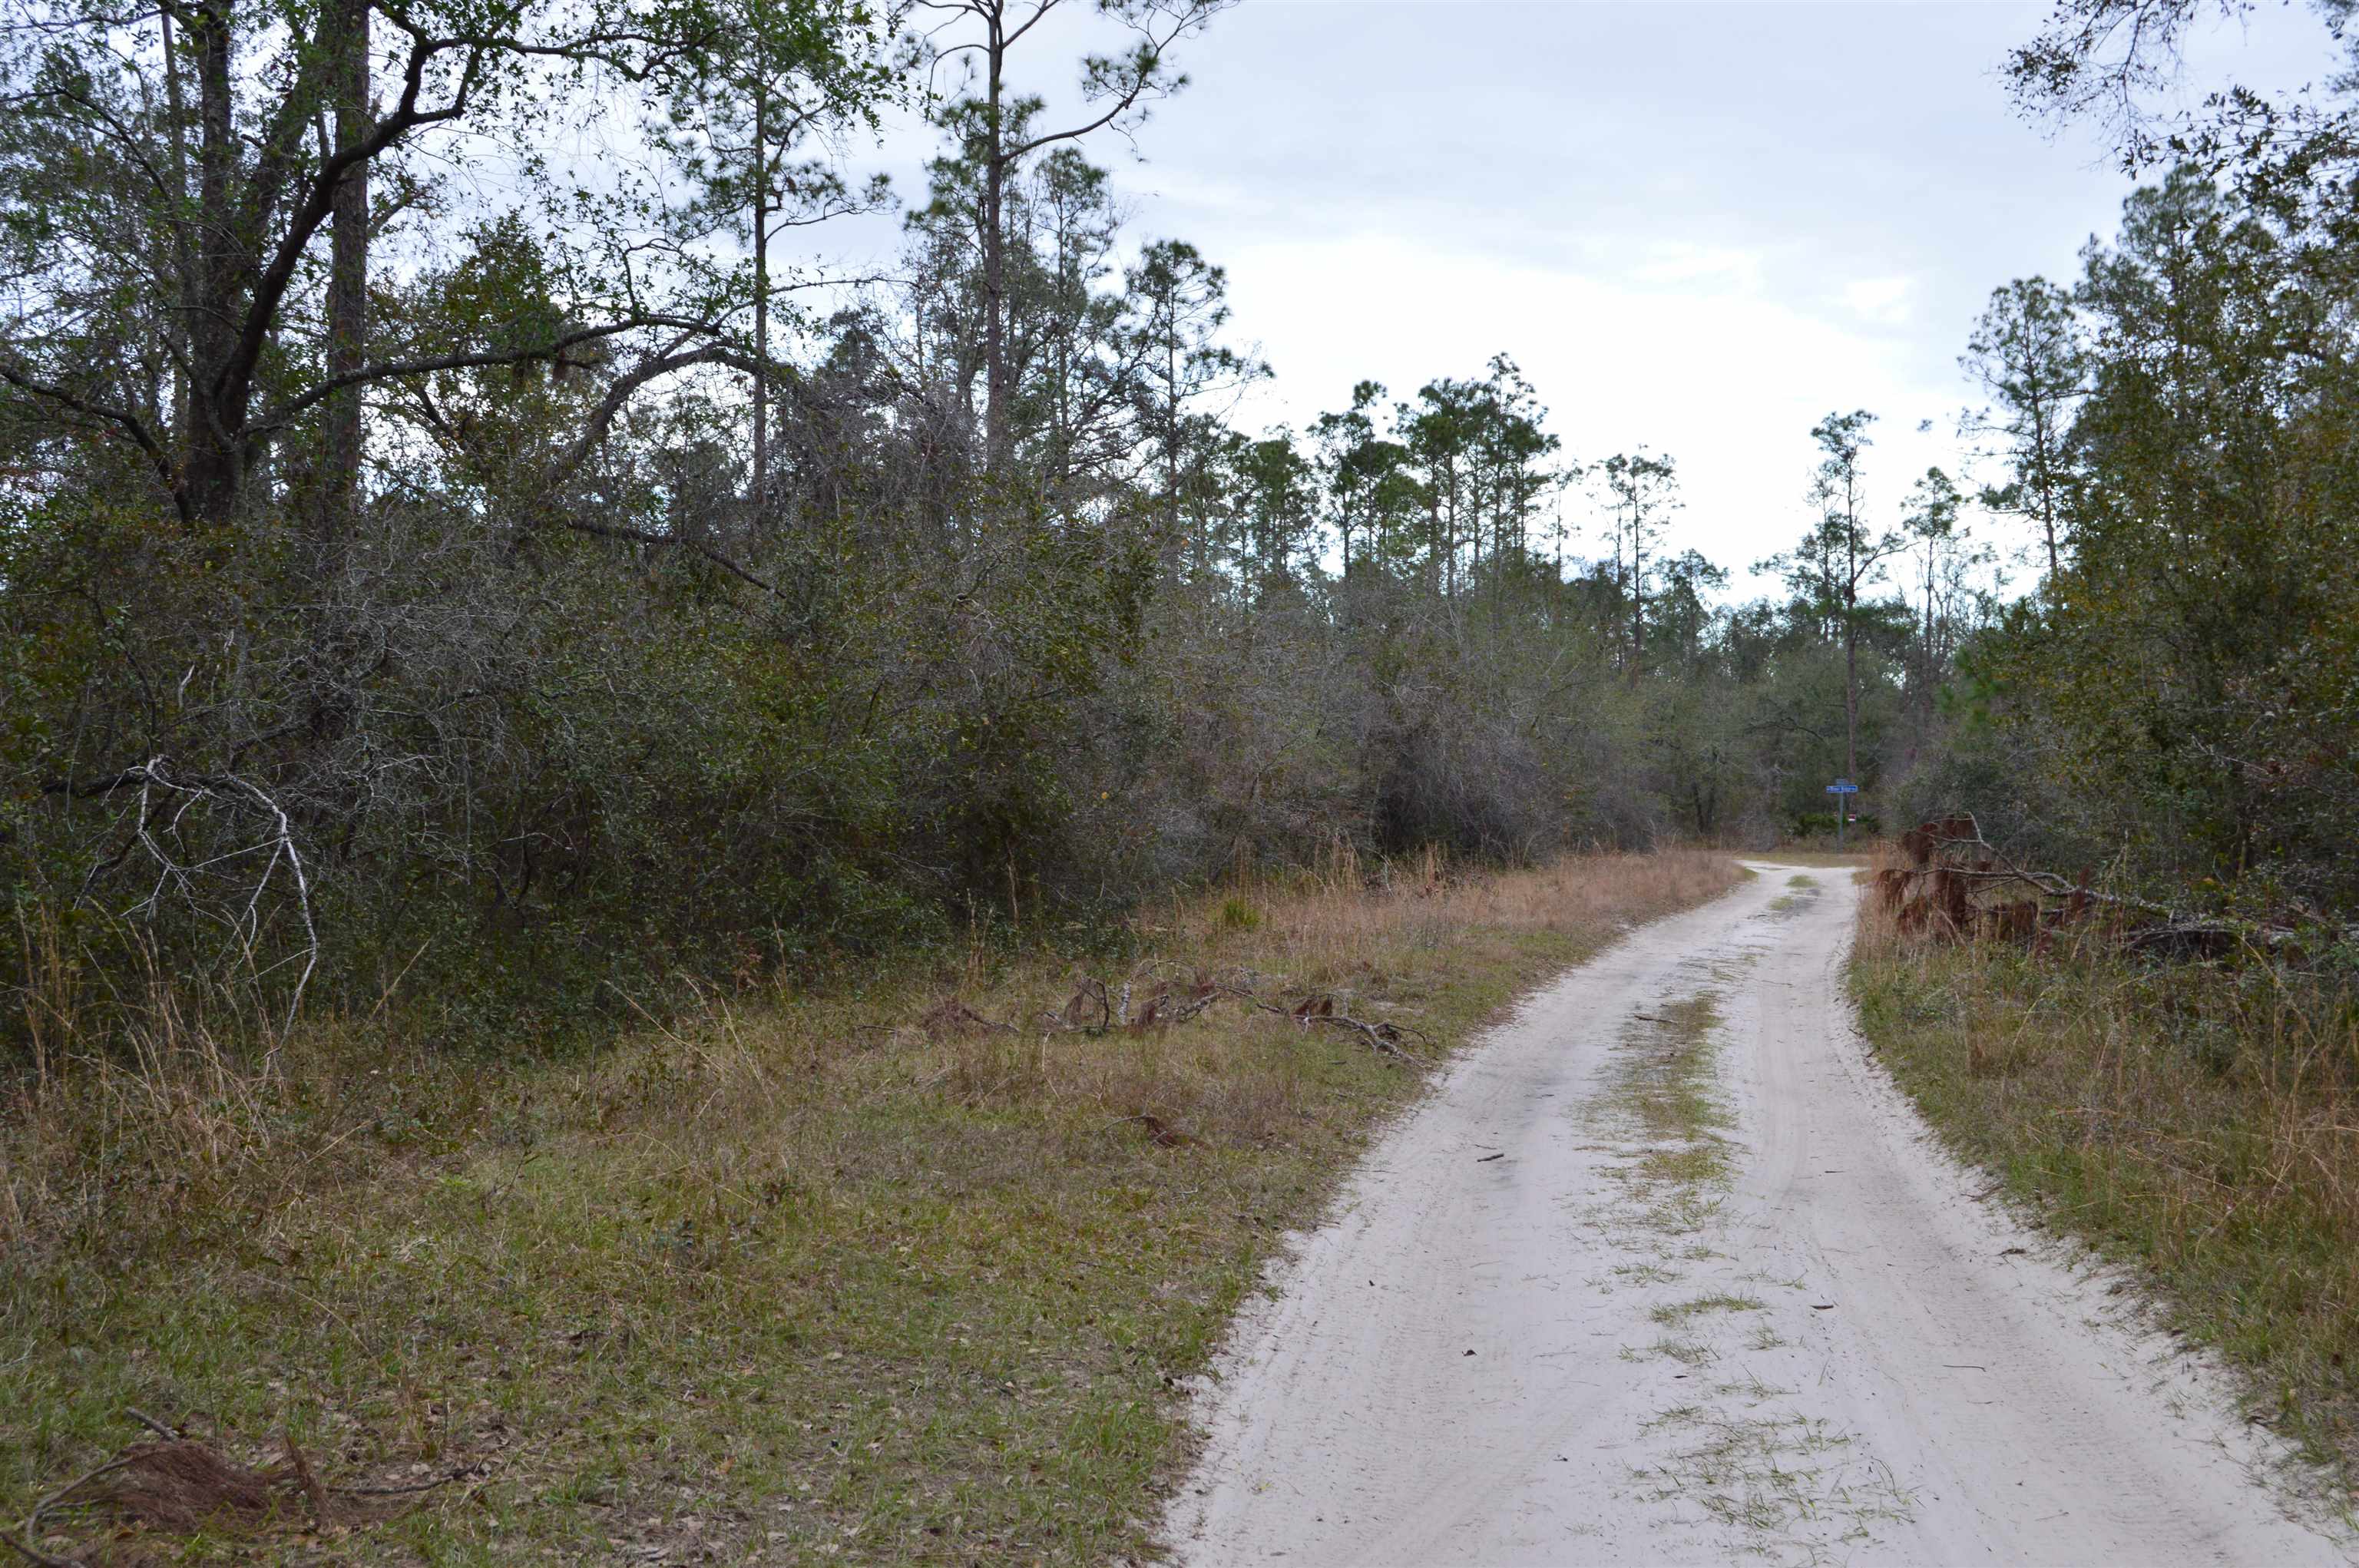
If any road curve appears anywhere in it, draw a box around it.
[1163,864,2350,1566]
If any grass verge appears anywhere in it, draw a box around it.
[3,849,1737,1565]
[1849,891,2359,1489]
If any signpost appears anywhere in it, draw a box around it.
[1825,779,1859,849]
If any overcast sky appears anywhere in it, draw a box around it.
[804,0,2338,594]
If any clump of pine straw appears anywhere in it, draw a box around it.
[1851,876,2359,1483]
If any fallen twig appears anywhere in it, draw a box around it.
[1303,1010,1424,1060]
[4,1533,74,1566]
[124,1409,178,1441]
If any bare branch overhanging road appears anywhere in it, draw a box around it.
[1163,865,2353,1566]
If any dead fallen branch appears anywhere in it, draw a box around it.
[1049,977,1114,1032]
[918,997,1015,1037]
[1313,1009,1422,1060]
[1256,987,1431,1060]
[1889,812,2352,958]
[1044,973,1224,1034]
[1031,968,1430,1060]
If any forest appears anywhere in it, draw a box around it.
[18,0,2346,1050]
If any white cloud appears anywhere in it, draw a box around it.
[1628,241,1766,293]
[1841,276,1917,327]
[1217,231,1967,586]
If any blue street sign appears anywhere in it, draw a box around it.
[1826,779,1860,795]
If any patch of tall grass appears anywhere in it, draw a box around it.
[1851,885,2359,1483]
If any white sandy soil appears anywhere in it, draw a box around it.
[1162,864,2354,1566]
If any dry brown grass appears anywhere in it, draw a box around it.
[1851,875,2359,1485]
[1754,845,1880,869]
[4,848,1740,1564]
[1258,842,1736,950]
[842,843,1739,1159]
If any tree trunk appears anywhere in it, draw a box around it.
[1630,528,1645,687]
[1165,329,1181,559]
[752,66,769,520]
[981,20,1008,470]
[184,0,245,524]
[322,0,369,539]
[1843,475,1861,786]
[2038,457,2060,584]
[1843,585,1859,784]
[2035,397,2063,585]
[160,5,195,446]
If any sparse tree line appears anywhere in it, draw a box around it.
[2,0,2351,1050]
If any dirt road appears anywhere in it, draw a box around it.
[1163,865,2351,1566]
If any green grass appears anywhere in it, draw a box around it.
[1850,908,2359,1490]
[1615,994,1730,1158]
[1648,1293,1765,1327]
[1583,987,1737,1249]
[2,851,1740,1563]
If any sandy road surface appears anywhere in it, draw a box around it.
[1163,865,2351,1566]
